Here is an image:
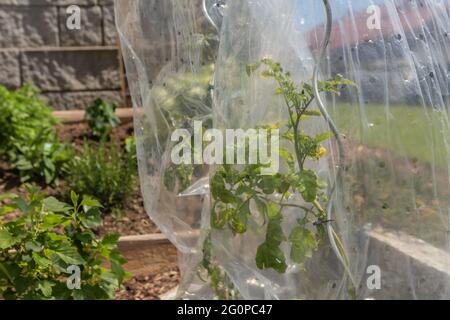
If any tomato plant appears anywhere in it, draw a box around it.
[204,59,354,297]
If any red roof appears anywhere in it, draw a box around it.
[308,0,438,50]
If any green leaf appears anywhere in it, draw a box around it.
[37,280,55,298]
[230,201,250,234]
[274,87,284,95]
[211,204,234,229]
[254,197,268,217]
[298,170,319,203]
[25,241,43,252]
[109,249,127,283]
[76,230,95,244]
[52,245,86,265]
[246,62,261,76]
[289,227,318,264]
[72,284,110,300]
[0,193,18,202]
[260,70,274,79]
[80,208,102,228]
[81,196,102,208]
[303,110,322,117]
[315,132,332,143]
[0,205,17,215]
[101,233,120,249]
[42,197,71,213]
[41,213,66,230]
[14,197,30,213]
[255,242,287,273]
[211,173,236,204]
[32,252,52,268]
[266,218,286,244]
[267,203,282,220]
[0,229,19,249]
[0,262,17,282]
[70,191,79,207]
[258,176,276,194]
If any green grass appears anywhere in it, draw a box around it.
[330,104,448,167]
[329,103,449,248]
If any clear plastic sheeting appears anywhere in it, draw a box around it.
[116,0,450,299]
[115,0,217,253]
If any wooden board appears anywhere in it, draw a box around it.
[53,108,133,123]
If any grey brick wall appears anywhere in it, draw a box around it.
[0,0,123,110]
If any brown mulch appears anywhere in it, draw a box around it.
[115,267,180,300]
[57,121,135,150]
[0,122,159,236]
[98,191,160,236]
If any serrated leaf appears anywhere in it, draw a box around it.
[80,208,102,228]
[211,205,234,229]
[289,227,318,264]
[255,242,287,273]
[32,252,52,268]
[53,245,86,265]
[298,170,319,203]
[0,229,19,249]
[37,280,55,297]
[266,218,286,244]
[76,230,95,244]
[258,176,276,194]
[81,196,102,208]
[42,197,71,213]
[25,241,43,252]
[41,213,66,230]
[14,197,30,213]
[101,233,120,248]
[230,201,250,234]
[267,203,282,220]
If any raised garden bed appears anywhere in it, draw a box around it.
[0,109,179,300]
[115,234,179,300]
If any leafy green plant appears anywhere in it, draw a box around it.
[206,59,353,295]
[67,141,137,212]
[0,186,127,300]
[85,98,121,138]
[0,84,70,184]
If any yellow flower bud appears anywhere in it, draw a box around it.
[318,146,327,157]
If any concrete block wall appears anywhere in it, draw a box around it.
[0,0,124,110]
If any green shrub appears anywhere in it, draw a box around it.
[67,141,137,212]
[85,98,121,138]
[0,85,70,184]
[0,187,127,300]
